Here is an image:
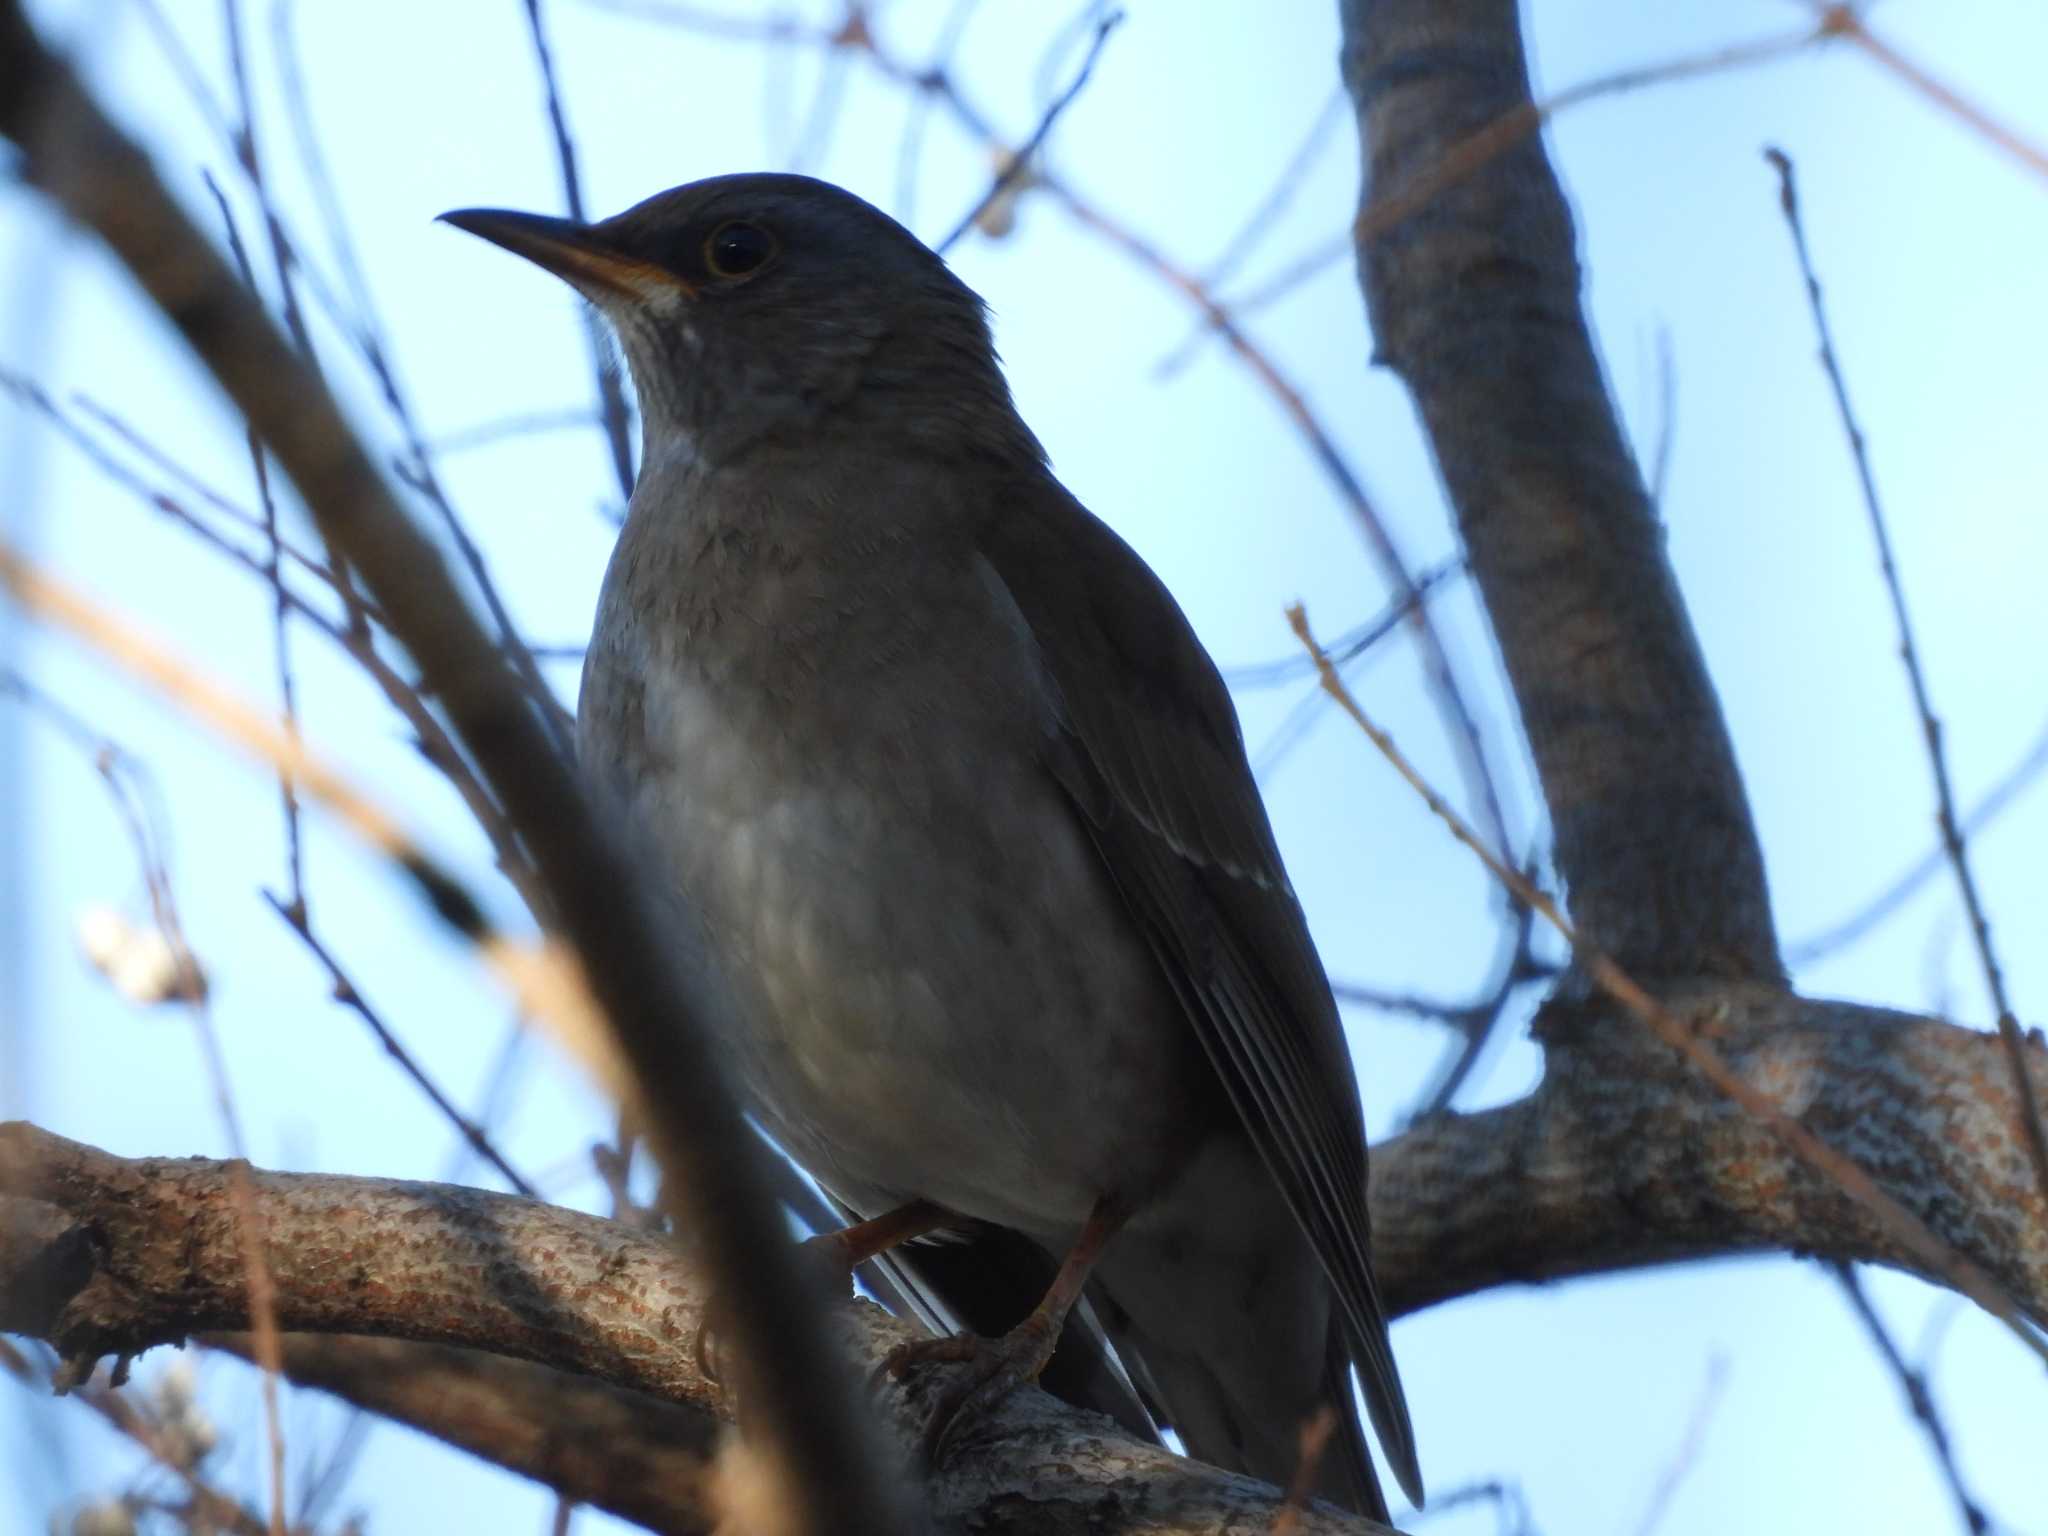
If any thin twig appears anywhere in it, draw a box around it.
[4,370,543,902]
[1832,1263,1992,1535]
[934,5,1121,255]
[269,1,576,754]
[892,0,985,226]
[1790,710,2048,965]
[0,540,618,1092]
[1152,90,1345,377]
[1630,1354,1728,1536]
[1767,145,2048,1210]
[222,0,316,361]
[519,0,637,499]
[263,892,541,1198]
[206,168,308,923]
[1400,880,1544,1124]
[1288,601,2048,1367]
[786,38,854,173]
[1811,3,2048,183]
[1243,564,1462,784]
[1,375,343,599]
[1,1343,275,1536]
[596,0,1515,864]
[1406,1479,1535,1534]
[427,407,605,456]
[1202,89,1345,291]
[1164,21,1824,371]
[9,533,290,1536]
[1224,559,1463,689]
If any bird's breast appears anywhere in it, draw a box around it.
[578,563,1211,1232]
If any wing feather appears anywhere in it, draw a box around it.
[978,482,1422,1505]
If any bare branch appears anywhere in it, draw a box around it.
[204,169,308,923]
[261,893,540,1199]
[1766,145,2048,1210]
[204,1334,718,1536]
[0,15,910,1528]
[1831,1264,1993,1536]
[1294,601,2048,1360]
[934,5,1121,255]
[3,1125,1399,1536]
[519,0,638,499]
[1371,988,2048,1334]
[1811,3,2048,183]
[1629,1354,1727,1536]
[1341,0,1781,981]
[1789,710,2048,965]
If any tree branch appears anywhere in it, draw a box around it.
[1340,0,1779,980]
[1,1123,1395,1536]
[203,1334,720,1536]
[0,9,905,1531]
[1370,989,2048,1325]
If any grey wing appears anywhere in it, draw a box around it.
[977,484,1423,1508]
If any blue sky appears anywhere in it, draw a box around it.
[3,2,2045,1532]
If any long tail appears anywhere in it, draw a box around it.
[1096,1294,1389,1524]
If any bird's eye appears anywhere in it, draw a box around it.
[704,220,777,280]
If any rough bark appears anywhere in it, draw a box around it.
[1341,0,1780,981]
[1,1124,1392,1536]
[203,1334,721,1534]
[1373,989,2048,1320]
[8,1018,2044,1530]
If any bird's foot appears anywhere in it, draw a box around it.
[875,1309,1064,1464]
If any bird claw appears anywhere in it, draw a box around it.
[876,1312,1061,1465]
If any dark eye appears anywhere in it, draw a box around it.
[704,220,776,280]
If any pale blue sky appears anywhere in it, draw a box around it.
[3,2,2045,1532]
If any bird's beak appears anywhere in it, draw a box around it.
[437,207,693,301]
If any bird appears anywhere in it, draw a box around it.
[442,172,1423,1521]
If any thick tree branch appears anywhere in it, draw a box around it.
[1,1124,1394,1536]
[0,9,907,1532]
[1370,991,2048,1323]
[204,1334,721,1535]
[1340,0,1779,980]
[9,990,2042,1523]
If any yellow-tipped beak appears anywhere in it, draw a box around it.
[437,207,693,301]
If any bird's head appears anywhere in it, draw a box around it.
[441,172,1039,471]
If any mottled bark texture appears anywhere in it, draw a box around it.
[1,1125,1393,1536]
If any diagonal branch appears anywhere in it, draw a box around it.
[1340,0,1779,981]
[0,11,908,1533]
[519,0,638,500]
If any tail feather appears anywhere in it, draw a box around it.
[1321,1323,1391,1525]
[1092,1298,1389,1524]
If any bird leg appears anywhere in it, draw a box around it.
[696,1197,952,1385]
[810,1196,953,1275]
[877,1194,1129,1462]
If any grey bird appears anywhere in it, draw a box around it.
[442,173,1423,1521]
